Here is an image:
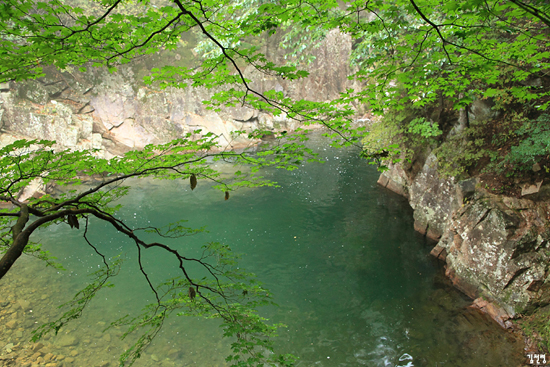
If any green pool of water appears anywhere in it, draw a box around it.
[16,134,524,366]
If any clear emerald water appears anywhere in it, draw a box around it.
[17,133,524,366]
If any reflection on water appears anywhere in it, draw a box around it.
[0,133,525,366]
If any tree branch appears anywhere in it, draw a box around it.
[58,0,125,41]
[508,0,550,28]
[409,0,453,64]
[42,154,209,214]
[0,204,29,278]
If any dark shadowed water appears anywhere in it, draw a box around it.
[6,133,525,366]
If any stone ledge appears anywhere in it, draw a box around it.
[469,297,511,329]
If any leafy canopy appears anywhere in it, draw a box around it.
[1,0,550,365]
[2,0,549,136]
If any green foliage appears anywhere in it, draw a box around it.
[521,306,550,352]
[408,117,442,138]
[1,0,549,118]
[22,242,65,271]
[434,108,550,180]
[346,0,550,112]
[434,126,488,179]
[141,219,207,238]
[2,0,548,154]
[362,102,441,168]
[101,243,295,367]
[505,113,550,168]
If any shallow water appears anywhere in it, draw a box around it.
[1,134,525,366]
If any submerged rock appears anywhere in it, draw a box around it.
[56,334,78,347]
[5,320,17,329]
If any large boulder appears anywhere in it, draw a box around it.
[437,195,550,317]
[408,153,461,240]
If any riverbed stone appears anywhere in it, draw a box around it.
[5,320,17,329]
[470,297,511,328]
[56,335,77,347]
[17,299,30,311]
[161,360,176,367]
[31,343,44,352]
[521,181,543,196]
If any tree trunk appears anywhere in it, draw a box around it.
[0,204,30,279]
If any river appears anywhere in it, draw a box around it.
[0,133,525,366]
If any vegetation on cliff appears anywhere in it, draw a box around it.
[1,0,550,365]
[356,1,550,193]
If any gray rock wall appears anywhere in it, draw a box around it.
[0,30,353,157]
[378,151,550,325]
[438,196,550,318]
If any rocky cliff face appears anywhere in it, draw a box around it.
[0,30,353,157]
[378,131,550,327]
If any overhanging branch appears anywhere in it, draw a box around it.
[509,0,550,28]
[409,0,453,64]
